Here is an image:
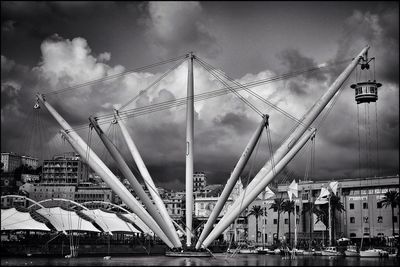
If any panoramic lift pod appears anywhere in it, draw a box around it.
[350,80,381,104]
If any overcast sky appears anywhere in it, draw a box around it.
[1,1,398,190]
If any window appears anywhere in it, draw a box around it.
[349,203,354,210]
[394,216,398,223]
[377,216,383,223]
[363,203,368,209]
[273,207,278,212]
[350,233,357,238]
[284,219,288,224]
[273,219,277,225]
[350,217,355,223]
[377,202,382,209]
[363,217,369,223]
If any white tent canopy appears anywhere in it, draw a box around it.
[36,207,100,233]
[120,213,153,235]
[1,208,51,232]
[81,209,140,234]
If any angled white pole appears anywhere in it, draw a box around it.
[195,114,268,249]
[212,46,369,226]
[88,116,180,248]
[35,94,174,248]
[185,52,194,247]
[113,109,182,247]
[201,128,316,248]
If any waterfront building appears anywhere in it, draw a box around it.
[244,175,399,246]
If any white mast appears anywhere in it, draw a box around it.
[195,115,268,249]
[35,94,174,248]
[88,116,180,248]
[199,46,369,247]
[201,128,316,248]
[185,52,194,247]
[113,109,182,248]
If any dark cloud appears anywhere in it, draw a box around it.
[212,112,255,135]
[277,49,327,82]
[334,8,399,85]
[139,1,221,58]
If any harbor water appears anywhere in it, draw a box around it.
[2,254,399,266]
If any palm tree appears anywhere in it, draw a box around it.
[302,198,320,249]
[248,205,264,244]
[379,190,400,236]
[329,194,345,243]
[269,195,285,244]
[282,200,295,247]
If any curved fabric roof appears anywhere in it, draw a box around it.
[36,207,100,232]
[120,213,153,235]
[1,208,51,231]
[81,209,140,234]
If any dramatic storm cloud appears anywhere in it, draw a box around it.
[1,2,398,190]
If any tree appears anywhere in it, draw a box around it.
[302,199,321,249]
[282,200,295,247]
[248,205,264,244]
[380,190,399,236]
[269,195,285,244]
[329,194,345,243]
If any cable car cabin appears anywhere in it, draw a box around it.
[350,81,381,104]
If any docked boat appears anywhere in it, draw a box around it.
[321,246,342,256]
[302,250,314,256]
[344,245,359,257]
[255,247,270,254]
[359,248,388,257]
[239,245,258,254]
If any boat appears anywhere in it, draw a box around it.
[302,250,313,256]
[255,246,270,254]
[239,245,258,254]
[321,247,342,256]
[344,245,359,257]
[293,248,305,255]
[359,248,388,257]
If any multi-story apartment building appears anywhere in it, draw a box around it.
[1,152,39,173]
[193,172,207,192]
[41,152,88,184]
[21,155,39,170]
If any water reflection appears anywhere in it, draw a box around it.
[1,254,399,266]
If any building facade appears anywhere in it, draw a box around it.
[42,152,88,184]
[193,172,207,192]
[243,175,400,246]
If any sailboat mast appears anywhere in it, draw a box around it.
[185,52,194,247]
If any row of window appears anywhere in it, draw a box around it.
[350,216,398,224]
[349,202,398,210]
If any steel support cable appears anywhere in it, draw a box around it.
[195,58,263,116]
[374,102,380,176]
[79,60,344,124]
[68,77,277,132]
[66,58,351,131]
[195,56,306,127]
[42,54,187,96]
[357,104,361,178]
[195,56,352,128]
[119,57,188,111]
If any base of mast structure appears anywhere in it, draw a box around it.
[165,249,212,257]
